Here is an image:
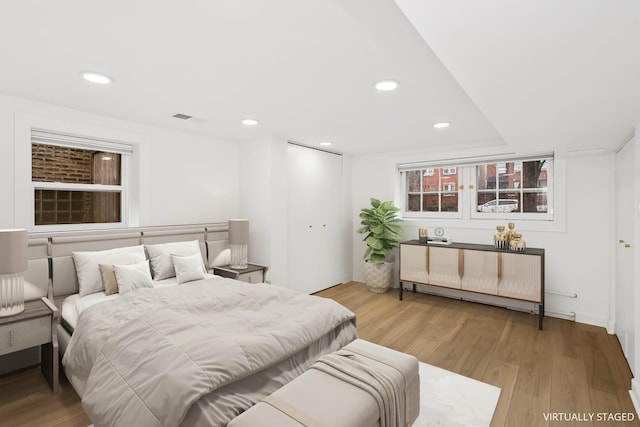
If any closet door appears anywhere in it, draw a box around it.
[287,144,342,294]
[615,140,635,373]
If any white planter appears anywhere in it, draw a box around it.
[363,261,393,293]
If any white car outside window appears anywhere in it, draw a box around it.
[477,199,519,213]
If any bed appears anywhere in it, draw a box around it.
[25,223,357,427]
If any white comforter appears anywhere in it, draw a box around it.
[62,277,357,427]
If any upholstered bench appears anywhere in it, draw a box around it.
[228,339,420,427]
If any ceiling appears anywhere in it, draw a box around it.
[0,1,638,156]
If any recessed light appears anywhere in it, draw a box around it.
[433,122,451,128]
[375,80,399,91]
[241,119,259,126]
[81,72,111,85]
[319,141,333,146]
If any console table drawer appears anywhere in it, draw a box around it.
[0,316,51,355]
[240,270,265,284]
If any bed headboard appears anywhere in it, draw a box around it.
[25,223,230,308]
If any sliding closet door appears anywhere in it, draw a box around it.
[287,144,342,294]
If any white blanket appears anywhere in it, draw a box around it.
[62,277,357,427]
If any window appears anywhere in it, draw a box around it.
[30,130,131,228]
[442,167,456,175]
[404,167,462,216]
[475,159,550,216]
[399,154,553,221]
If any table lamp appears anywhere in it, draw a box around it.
[0,229,27,317]
[229,219,249,269]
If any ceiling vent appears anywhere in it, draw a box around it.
[172,113,193,120]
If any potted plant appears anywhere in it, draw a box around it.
[357,198,403,293]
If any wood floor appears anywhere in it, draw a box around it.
[0,281,637,426]
[319,282,640,427]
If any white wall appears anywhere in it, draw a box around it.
[351,147,613,328]
[238,137,288,287]
[0,93,239,229]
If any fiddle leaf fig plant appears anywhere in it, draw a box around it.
[357,198,403,264]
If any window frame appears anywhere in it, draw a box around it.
[471,158,553,221]
[30,138,131,231]
[14,114,141,232]
[398,155,554,222]
[402,166,463,219]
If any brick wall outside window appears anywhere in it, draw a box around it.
[32,144,120,225]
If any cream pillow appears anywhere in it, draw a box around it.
[114,261,154,294]
[171,253,207,284]
[73,245,146,296]
[145,240,204,280]
[99,261,136,295]
[99,264,119,295]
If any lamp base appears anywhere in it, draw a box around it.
[230,243,248,269]
[0,273,25,317]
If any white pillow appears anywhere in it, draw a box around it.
[114,261,154,294]
[211,248,231,268]
[171,253,207,284]
[73,245,146,297]
[146,240,204,280]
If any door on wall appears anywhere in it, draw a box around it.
[615,140,635,374]
[287,144,342,294]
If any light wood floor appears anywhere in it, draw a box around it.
[319,282,640,427]
[0,281,637,427]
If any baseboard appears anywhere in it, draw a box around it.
[630,378,640,416]
[575,312,609,329]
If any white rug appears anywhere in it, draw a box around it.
[414,362,501,427]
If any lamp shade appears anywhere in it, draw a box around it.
[0,229,27,274]
[228,219,249,245]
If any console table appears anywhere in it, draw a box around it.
[399,240,545,329]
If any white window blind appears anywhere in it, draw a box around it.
[31,129,133,154]
[398,152,553,172]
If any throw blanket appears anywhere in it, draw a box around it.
[311,350,406,427]
[62,278,356,427]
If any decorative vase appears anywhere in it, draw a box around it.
[494,225,507,249]
[418,227,428,243]
[506,222,516,244]
[509,233,526,252]
[363,261,393,293]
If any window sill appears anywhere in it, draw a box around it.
[400,215,566,233]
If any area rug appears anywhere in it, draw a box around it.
[414,362,501,427]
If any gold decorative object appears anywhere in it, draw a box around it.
[509,233,526,252]
[494,225,507,249]
[418,227,428,243]
[506,222,516,244]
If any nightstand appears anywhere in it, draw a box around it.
[0,297,59,392]
[213,263,268,284]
